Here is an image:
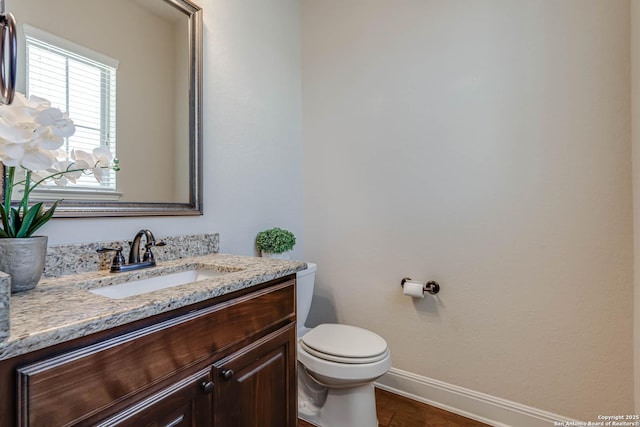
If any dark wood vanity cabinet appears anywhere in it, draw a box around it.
[213,325,296,427]
[0,275,297,427]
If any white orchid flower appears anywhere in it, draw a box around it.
[52,160,83,183]
[0,94,43,137]
[36,109,75,138]
[0,92,76,171]
[20,147,56,171]
[52,175,68,187]
[32,128,65,151]
[27,94,51,109]
[71,148,115,183]
[92,147,114,182]
[0,143,25,167]
[93,147,113,165]
[0,93,39,120]
[0,92,121,240]
[35,107,63,125]
[0,120,36,144]
[30,160,82,187]
[71,148,93,164]
[51,118,75,138]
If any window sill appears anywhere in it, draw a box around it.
[29,189,123,202]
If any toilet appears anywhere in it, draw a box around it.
[296,263,392,427]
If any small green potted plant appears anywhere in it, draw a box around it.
[256,227,296,259]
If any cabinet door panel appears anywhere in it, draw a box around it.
[213,324,296,427]
[95,369,213,427]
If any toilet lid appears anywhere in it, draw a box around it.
[300,324,388,364]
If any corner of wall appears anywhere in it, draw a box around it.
[631,0,640,413]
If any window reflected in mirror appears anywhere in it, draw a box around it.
[25,25,119,201]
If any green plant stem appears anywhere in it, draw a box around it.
[3,166,13,219]
[21,170,31,214]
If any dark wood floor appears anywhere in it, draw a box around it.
[298,388,489,427]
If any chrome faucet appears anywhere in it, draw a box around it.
[97,229,166,273]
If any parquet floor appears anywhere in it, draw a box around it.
[297,388,490,427]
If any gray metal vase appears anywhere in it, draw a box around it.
[0,236,48,293]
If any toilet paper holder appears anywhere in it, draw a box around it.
[401,277,440,295]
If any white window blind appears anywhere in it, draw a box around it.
[24,25,119,198]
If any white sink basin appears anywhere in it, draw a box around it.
[90,269,226,299]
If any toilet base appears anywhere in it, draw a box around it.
[299,382,379,427]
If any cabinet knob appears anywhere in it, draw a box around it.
[201,380,214,394]
[221,369,234,381]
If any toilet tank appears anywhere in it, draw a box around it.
[296,262,317,333]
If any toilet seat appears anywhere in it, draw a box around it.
[299,324,389,364]
[298,342,392,383]
[300,341,389,364]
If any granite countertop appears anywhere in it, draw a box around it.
[0,253,306,361]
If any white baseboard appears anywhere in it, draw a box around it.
[375,368,577,427]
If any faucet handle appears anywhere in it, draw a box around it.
[142,241,166,263]
[145,240,166,249]
[97,247,126,270]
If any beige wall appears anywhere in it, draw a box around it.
[174,17,190,201]
[302,0,633,419]
[633,0,640,413]
[13,0,182,202]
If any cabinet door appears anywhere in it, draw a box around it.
[95,369,213,427]
[213,324,296,427]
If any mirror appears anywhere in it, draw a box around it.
[2,0,202,217]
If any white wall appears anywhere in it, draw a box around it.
[40,0,304,260]
[302,0,633,419]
